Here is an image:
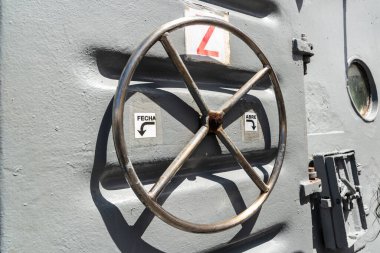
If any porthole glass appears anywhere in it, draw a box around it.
[346,59,378,121]
[347,63,370,116]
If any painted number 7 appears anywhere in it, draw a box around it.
[197,25,219,57]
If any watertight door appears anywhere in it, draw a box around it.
[1,1,313,252]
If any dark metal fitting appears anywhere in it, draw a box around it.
[208,111,223,133]
[308,166,317,180]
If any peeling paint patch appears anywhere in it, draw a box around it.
[305,81,343,133]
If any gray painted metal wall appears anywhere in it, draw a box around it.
[0,0,379,252]
[302,0,380,252]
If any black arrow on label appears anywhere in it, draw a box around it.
[137,121,155,136]
[246,119,256,130]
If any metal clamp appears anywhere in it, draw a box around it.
[112,16,287,233]
[292,34,314,75]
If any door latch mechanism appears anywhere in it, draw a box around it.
[313,150,367,250]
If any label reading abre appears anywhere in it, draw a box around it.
[244,112,258,132]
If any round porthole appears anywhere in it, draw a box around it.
[347,58,378,121]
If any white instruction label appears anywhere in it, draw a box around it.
[134,113,157,138]
[185,5,230,64]
[244,112,258,132]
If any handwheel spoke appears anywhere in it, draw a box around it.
[160,33,209,116]
[149,125,209,199]
[216,128,269,192]
[218,66,271,116]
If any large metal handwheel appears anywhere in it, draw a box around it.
[112,17,287,233]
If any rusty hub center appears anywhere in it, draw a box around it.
[208,111,223,133]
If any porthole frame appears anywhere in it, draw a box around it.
[346,57,378,122]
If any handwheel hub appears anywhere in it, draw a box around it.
[208,111,223,133]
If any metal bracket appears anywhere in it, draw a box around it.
[300,163,322,200]
[292,34,314,75]
[300,178,322,198]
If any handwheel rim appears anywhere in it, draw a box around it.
[112,16,287,233]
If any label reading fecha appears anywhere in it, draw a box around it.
[134,113,156,138]
[244,112,258,132]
